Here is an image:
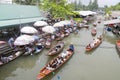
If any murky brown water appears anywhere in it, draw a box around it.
[0,15,120,80]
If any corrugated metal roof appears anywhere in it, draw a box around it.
[0,4,42,20]
[0,17,47,28]
[0,4,47,28]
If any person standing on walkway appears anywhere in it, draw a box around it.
[8,37,14,48]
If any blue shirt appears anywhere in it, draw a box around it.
[69,44,74,51]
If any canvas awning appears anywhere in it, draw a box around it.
[74,11,97,16]
[104,19,120,25]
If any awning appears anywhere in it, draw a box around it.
[0,17,47,29]
[74,11,97,16]
[104,19,120,25]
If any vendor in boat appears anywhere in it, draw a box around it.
[69,43,74,52]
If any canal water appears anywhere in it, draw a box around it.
[0,16,120,80]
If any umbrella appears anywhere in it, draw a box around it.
[42,26,55,33]
[34,21,48,27]
[59,20,71,26]
[20,26,38,34]
[14,35,35,46]
[53,22,64,27]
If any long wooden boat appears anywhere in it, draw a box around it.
[91,28,97,36]
[37,45,74,80]
[47,41,64,56]
[0,51,23,66]
[86,36,102,51]
[116,40,120,53]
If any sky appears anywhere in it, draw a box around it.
[0,0,120,7]
[68,0,120,7]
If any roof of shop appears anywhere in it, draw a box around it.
[0,4,47,28]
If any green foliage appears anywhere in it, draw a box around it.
[41,0,74,18]
[106,2,120,10]
[70,0,99,11]
[104,5,111,15]
[73,18,83,22]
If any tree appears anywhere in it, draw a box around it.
[88,0,92,10]
[105,2,120,11]
[74,0,78,10]
[41,0,75,18]
[92,0,98,10]
[77,0,83,10]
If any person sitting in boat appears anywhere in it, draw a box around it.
[48,58,58,69]
[61,32,65,38]
[46,64,54,70]
[90,42,94,48]
[69,44,74,52]
[54,45,61,52]
[97,35,102,40]
[86,44,91,49]
[56,45,61,48]
[35,44,43,53]
[25,46,33,54]
[1,56,10,63]
[56,57,62,66]
[61,52,67,58]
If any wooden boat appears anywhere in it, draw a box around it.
[37,45,74,80]
[34,43,44,54]
[47,41,64,56]
[55,36,64,41]
[116,40,120,53]
[82,25,89,29]
[79,23,89,29]
[0,51,23,66]
[86,36,102,51]
[91,28,97,36]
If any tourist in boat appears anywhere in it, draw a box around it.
[94,39,100,45]
[25,46,33,55]
[90,42,94,48]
